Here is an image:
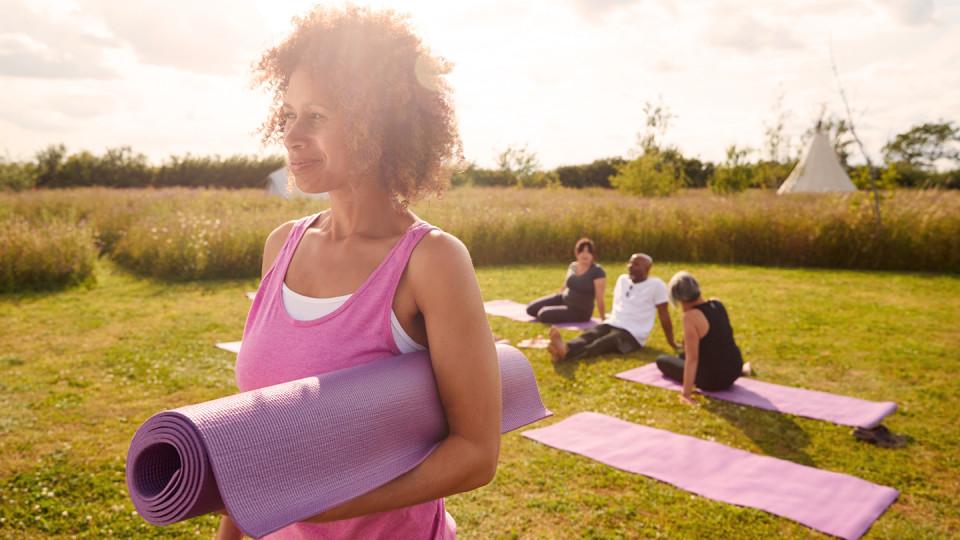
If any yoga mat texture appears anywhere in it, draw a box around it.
[484,299,600,330]
[617,363,896,428]
[127,344,548,538]
[523,413,898,540]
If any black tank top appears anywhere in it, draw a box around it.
[694,300,743,390]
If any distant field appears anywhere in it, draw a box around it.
[1,260,958,538]
[1,187,958,293]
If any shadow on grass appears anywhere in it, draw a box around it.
[703,399,816,467]
[551,346,666,381]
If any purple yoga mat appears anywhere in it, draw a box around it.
[523,413,898,540]
[616,363,897,428]
[484,299,600,330]
[126,344,549,538]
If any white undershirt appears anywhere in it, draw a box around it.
[282,283,426,354]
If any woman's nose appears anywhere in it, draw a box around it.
[283,118,306,150]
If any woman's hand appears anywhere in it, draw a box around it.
[679,392,698,405]
[215,513,243,540]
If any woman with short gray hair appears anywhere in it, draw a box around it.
[657,271,748,403]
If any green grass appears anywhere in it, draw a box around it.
[1,261,958,538]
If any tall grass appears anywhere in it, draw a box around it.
[0,215,97,293]
[0,187,957,289]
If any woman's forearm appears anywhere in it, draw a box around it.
[596,299,605,319]
[682,350,698,396]
[216,515,243,540]
[305,432,497,523]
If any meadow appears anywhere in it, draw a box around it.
[0,187,958,294]
[1,259,958,538]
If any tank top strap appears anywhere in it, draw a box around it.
[365,221,437,305]
[265,212,323,285]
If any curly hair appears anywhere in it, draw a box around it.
[253,5,462,204]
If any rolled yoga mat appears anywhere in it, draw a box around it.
[523,413,898,540]
[616,363,897,428]
[484,299,600,330]
[126,344,549,538]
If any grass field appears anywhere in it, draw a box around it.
[1,259,958,538]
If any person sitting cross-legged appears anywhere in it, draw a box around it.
[547,253,678,362]
[655,271,751,404]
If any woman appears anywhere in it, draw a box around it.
[656,272,748,403]
[525,238,606,324]
[220,6,500,539]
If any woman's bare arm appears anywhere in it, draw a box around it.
[593,277,606,319]
[304,230,501,522]
[681,310,706,399]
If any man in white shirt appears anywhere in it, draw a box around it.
[548,253,678,362]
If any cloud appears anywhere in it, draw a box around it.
[872,0,934,25]
[571,0,639,19]
[707,13,805,52]
[0,3,122,79]
[78,0,267,75]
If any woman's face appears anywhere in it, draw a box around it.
[576,247,594,265]
[281,66,352,193]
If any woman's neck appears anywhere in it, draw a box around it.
[323,180,414,239]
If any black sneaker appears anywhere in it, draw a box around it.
[853,425,907,448]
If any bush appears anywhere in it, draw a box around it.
[29,144,284,190]
[0,160,38,191]
[0,215,97,293]
[154,154,285,189]
[555,158,623,189]
[610,152,683,197]
[710,146,754,194]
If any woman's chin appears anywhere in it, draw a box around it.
[291,173,338,194]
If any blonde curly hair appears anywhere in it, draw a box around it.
[253,4,462,204]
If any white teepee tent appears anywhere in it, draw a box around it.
[264,167,328,200]
[777,130,857,194]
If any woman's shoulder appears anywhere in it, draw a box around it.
[409,229,472,271]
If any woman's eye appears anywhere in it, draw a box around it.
[282,111,296,120]
[310,113,326,121]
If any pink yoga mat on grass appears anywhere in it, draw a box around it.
[127,345,549,538]
[523,413,897,540]
[484,299,600,330]
[617,363,896,428]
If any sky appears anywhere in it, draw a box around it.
[1,0,958,168]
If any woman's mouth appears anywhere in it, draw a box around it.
[289,159,321,172]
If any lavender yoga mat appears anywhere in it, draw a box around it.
[127,344,548,538]
[617,363,896,429]
[523,413,897,540]
[484,299,600,330]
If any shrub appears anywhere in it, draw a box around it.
[710,145,754,194]
[0,215,97,293]
[0,159,38,191]
[610,152,683,197]
[555,158,623,189]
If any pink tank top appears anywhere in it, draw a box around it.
[236,212,453,540]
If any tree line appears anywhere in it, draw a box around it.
[2,116,957,192]
[1,145,285,191]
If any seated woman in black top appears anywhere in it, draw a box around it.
[656,271,749,403]
[526,238,606,324]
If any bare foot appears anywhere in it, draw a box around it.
[742,362,753,377]
[547,328,567,363]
